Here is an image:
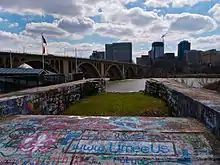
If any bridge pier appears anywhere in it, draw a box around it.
[101,63,105,78]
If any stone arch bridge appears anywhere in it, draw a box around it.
[0,52,147,80]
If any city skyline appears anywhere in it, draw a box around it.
[0,0,220,62]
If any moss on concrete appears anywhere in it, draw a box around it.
[64,92,169,116]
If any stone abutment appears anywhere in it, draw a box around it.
[145,78,220,138]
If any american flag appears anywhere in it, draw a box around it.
[41,33,47,54]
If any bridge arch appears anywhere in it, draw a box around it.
[105,64,123,80]
[17,61,59,73]
[125,67,136,79]
[78,62,101,78]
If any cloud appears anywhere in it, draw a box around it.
[172,0,211,8]
[0,17,8,22]
[0,30,19,41]
[144,0,210,8]
[101,7,159,27]
[57,17,94,34]
[0,0,82,17]
[9,22,19,28]
[95,23,135,39]
[209,3,220,22]
[0,0,136,18]
[21,22,83,40]
[165,13,217,34]
[144,0,171,8]
[190,35,220,50]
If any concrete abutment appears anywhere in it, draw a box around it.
[0,78,108,117]
[145,78,220,138]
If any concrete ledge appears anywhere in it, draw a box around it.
[0,78,108,117]
[145,78,220,138]
[0,115,219,164]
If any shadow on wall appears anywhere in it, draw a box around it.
[0,80,106,117]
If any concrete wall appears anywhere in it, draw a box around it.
[145,78,220,138]
[0,79,107,117]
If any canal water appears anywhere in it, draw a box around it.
[106,79,147,92]
[106,78,220,92]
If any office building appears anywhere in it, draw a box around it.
[105,44,113,60]
[201,49,220,67]
[89,51,104,60]
[185,50,202,65]
[178,40,191,61]
[148,50,153,60]
[152,42,164,59]
[136,55,151,66]
[105,42,132,63]
[164,53,175,59]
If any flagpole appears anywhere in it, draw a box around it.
[75,48,77,73]
[10,50,12,68]
[42,43,45,70]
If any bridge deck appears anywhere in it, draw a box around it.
[0,115,220,164]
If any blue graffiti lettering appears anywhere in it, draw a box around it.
[61,131,81,145]
[177,149,192,164]
[71,142,172,155]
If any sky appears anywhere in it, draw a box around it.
[0,0,220,62]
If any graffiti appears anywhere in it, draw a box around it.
[0,97,24,116]
[0,80,105,117]
[23,155,71,165]
[0,116,218,164]
[145,79,220,138]
[19,132,57,156]
[9,127,35,139]
[109,117,168,131]
[69,140,175,155]
[61,131,82,145]
[177,149,192,164]
[204,108,216,129]
[82,131,146,141]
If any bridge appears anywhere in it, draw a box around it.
[0,51,147,80]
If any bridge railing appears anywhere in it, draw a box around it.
[0,50,146,67]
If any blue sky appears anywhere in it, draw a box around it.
[0,0,220,61]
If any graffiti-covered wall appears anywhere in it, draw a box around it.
[0,79,106,117]
[145,78,220,138]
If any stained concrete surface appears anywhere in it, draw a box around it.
[0,115,220,165]
[151,78,220,113]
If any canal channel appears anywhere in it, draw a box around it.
[106,78,220,92]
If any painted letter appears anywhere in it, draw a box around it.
[160,145,170,153]
[109,142,120,154]
[151,144,160,153]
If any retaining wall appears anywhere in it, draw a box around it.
[0,78,107,117]
[145,78,220,138]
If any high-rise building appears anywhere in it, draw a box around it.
[178,40,191,61]
[105,42,132,63]
[105,44,113,60]
[89,51,104,60]
[152,42,164,59]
